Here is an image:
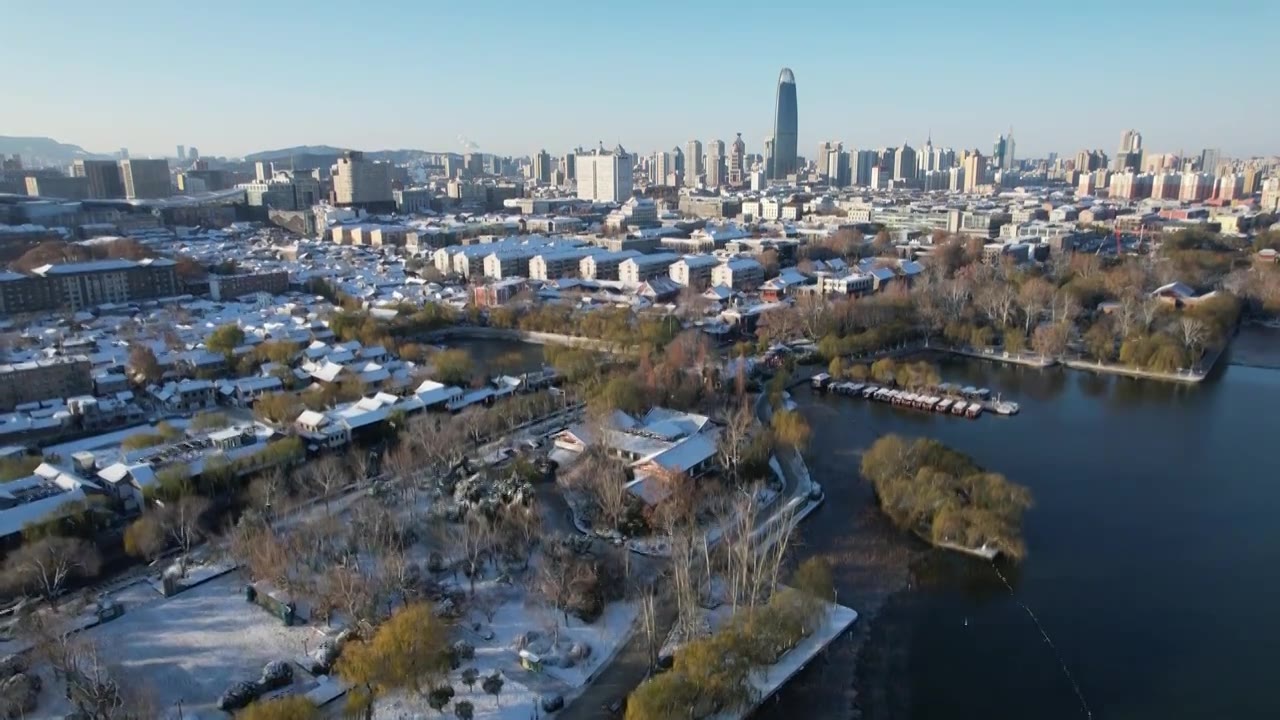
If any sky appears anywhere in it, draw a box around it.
[3,0,1276,161]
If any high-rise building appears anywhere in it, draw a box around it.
[118,159,172,199]
[1114,129,1143,172]
[71,159,125,199]
[919,134,936,175]
[1151,172,1181,200]
[706,139,725,188]
[1199,148,1221,176]
[1178,172,1214,202]
[1261,177,1280,212]
[685,140,703,187]
[770,68,798,180]
[763,138,775,180]
[188,147,199,161]
[650,151,674,186]
[576,143,634,203]
[962,151,985,193]
[532,149,553,184]
[176,145,186,161]
[854,150,877,186]
[894,143,917,182]
[993,134,1008,170]
[332,150,393,208]
[564,151,577,182]
[728,133,746,186]
[830,150,851,188]
[1241,165,1261,196]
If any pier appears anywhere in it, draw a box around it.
[810,373,1020,418]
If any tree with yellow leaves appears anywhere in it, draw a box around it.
[337,602,451,720]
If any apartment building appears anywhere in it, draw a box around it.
[0,258,180,314]
[579,250,641,281]
[619,253,679,286]
[529,248,599,281]
[710,257,765,291]
[208,271,290,301]
[118,159,172,199]
[0,356,93,411]
[669,255,720,288]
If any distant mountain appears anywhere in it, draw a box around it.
[0,136,111,166]
[243,145,449,165]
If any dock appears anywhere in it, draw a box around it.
[811,375,1020,417]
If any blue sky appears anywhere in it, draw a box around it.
[3,0,1275,160]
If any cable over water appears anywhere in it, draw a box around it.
[991,564,1093,720]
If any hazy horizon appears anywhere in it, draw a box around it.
[4,0,1276,161]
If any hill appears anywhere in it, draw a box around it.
[243,145,448,165]
[0,136,111,166]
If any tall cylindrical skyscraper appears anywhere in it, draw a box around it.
[771,68,798,180]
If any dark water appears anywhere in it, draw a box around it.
[777,327,1280,720]
[446,337,548,375]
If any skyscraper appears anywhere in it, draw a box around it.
[532,149,552,184]
[893,143,917,182]
[1199,148,1221,176]
[770,68,798,180]
[706,139,725,188]
[1114,129,1143,172]
[962,151,985,193]
[685,140,703,187]
[176,145,185,161]
[728,133,746,186]
[333,150,393,208]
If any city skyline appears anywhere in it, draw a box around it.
[3,1,1277,160]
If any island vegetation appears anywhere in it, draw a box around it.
[861,435,1032,559]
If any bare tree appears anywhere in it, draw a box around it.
[975,282,1017,328]
[1018,278,1054,334]
[1,536,101,608]
[716,401,756,484]
[305,455,347,515]
[348,449,373,485]
[1139,295,1163,333]
[452,516,493,597]
[1179,316,1208,361]
[65,638,160,719]
[164,495,210,573]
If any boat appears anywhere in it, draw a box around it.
[951,401,968,416]
[966,404,983,418]
[936,398,953,413]
[862,385,878,399]
[811,373,832,390]
[994,401,1020,415]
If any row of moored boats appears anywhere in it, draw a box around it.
[811,374,1021,417]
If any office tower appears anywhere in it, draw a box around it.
[993,134,1008,169]
[576,143,634,203]
[118,159,172,199]
[962,151,985,193]
[728,133,746,186]
[1199,148,1221,176]
[333,150,393,207]
[119,147,129,159]
[685,140,703,187]
[650,151,674,186]
[533,149,552,184]
[706,139,725,188]
[176,145,185,160]
[854,150,877,186]
[1114,129,1143,171]
[71,159,125,199]
[919,134,935,174]
[763,138,775,180]
[188,147,199,161]
[830,150,851,188]
[770,68,798,180]
[564,151,577,181]
[894,143,917,182]
[255,161,272,182]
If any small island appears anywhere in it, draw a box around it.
[861,435,1033,560]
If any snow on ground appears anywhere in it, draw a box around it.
[374,668,539,720]
[71,573,319,718]
[467,596,639,690]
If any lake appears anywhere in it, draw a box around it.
[763,327,1280,720]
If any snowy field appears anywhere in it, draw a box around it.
[373,668,539,720]
[58,574,317,718]
[469,597,639,690]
